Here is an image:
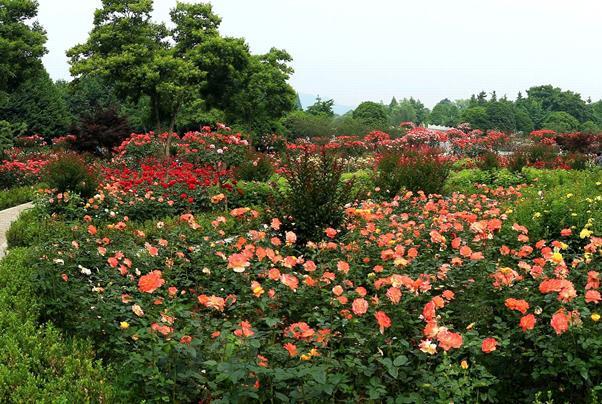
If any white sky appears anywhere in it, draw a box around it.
[38,0,602,108]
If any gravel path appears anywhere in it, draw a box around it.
[0,202,33,258]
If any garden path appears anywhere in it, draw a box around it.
[0,202,33,258]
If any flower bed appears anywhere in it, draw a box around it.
[34,188,601,401]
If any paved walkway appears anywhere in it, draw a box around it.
[0,202,33,258]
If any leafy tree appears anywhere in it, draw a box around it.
[353,101,389,129]
[580,120,600,134]
[226,48,296,135]
[71,107,131,155]
[527,85,590,122]
[281,111,333,139]
[430,99,460,127]
[0,120,25,155]
[476,91,487,105]
[389,100,416,126]
[486,101,516,132]
[408,97,429,124]
[68,0,202,133]
[388,97,398,109]
[63,75,122,120]
[514,107,534,133]
[331,115,368,136]
[590,100,602,127]
[516,98,547,129]
[460,107,490,130]
[542,111,580,133]
[294,93,302,110]
[0,0,47,93]
[306,96,334,117]
[0,71,72,136]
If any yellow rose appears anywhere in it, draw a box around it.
[461,360,469,369]
[120,321,129,330]
[592,313,601,322]
[580,228,593,239]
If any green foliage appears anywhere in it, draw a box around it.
[340,169,375,200]
[486,101,516,132]
[0,185,33,210]
[68,1,295,135]
[0,248,114,402]
[543,111,580,133]
[444,168,524,194]
[353,101,389,129]
[234,152,274,181]
[580,120,600,134]
[6,207,68,249]
[389,99,416,126]
[42,153,98,198]
[430,99,460,127]
[0,71,72,136]
[0,120,21,155]
[276,149,351,242]
[511,168,602,239]
[281,110,333,138]
[62,75,121,120]
[514,107,534,133]
[375,152,451,196]
[460,106,490,130]
[527,85,590,123]
[0,0,47,93]
[228,180,275,208]
[306,96,334,117]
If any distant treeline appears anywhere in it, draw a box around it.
[2,1,601,152]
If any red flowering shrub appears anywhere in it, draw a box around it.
[375,147,451,196]
[89,159,233,220]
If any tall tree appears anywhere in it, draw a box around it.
[430,99,460,127]
[353,101,389,129]
[1,71,72,136]
[526,85,590,123]
[0,0,47,93]
[68,0,202,133]
[306,96,335,117]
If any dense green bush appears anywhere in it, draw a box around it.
[42,153,98,198]
[228,180,276,209]
[341,169,376,201]
[6,208,72,249]
[375,151,450,196]
[445,168,525,195]
[0,248,114,402]
[275,149,351,242]
[234,152,274,181]
[510,168,601,239]
[0,186,34,210]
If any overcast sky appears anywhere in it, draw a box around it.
[38,0,602,108]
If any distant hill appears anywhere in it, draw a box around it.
[298,93,355,116]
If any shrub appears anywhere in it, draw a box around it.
[375,150,450,196]
[7,208,71,249]
[0,248,114,401]
[42,153,98,198]
[511,168,602,239]
[228,180,276,208]
[0,120,22,157]
[0,186,34,210]
[275,148,351,242]
[235,152,274,181]
[71,107,130,155]
[478,151,500,171]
